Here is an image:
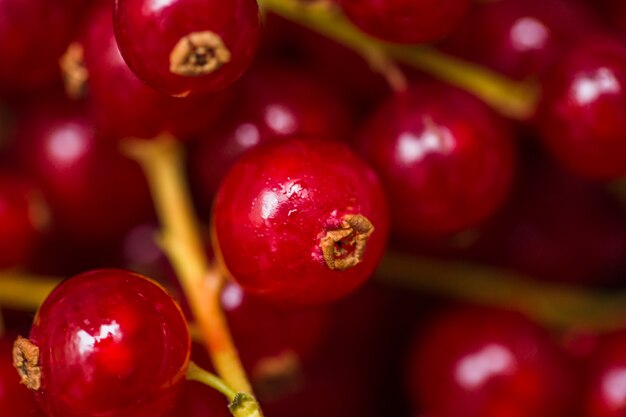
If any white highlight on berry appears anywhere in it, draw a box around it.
[510,17,549,52]
[455,344,517,389]
[572,67,621,105]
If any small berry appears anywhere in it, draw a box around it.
[114,0,261,96]
[16,269,190,417]
[213,138,389,306]
[409,307,575,417]
[360,84,515,237]
[536,36,626,179]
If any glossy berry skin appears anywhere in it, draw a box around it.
[360,85,514,237]
[584,330,626,417]
[189,63,352,210]
[442,0,597,80]
[0,0,86,92]
[0,173,43,269]
[0,337,42,417]
[114,0,261,97]
[337,0,470,44]
[26,269,190,417]
[221,282,329,392]
[13,102,153,245]
[81,2,231,140]
[536,37,626,179]
[213,138,389,306]
[409,307,575,417]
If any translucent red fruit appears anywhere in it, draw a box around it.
[337,0,470,44]
[0,173,45,269]
[188,63,352,211]
[0,0,86,92]
[221,282,329,395]
[213,138,389,306]
[536,37,626,179]
[0,336,42,417]
[13,102,153,245]
[79,2,232,140]
[584,330,626,417]
[21,269,190,417]
[113,0,261,97]
[409,307,575,417]
[360,85,515,238]
[442,0,598,80]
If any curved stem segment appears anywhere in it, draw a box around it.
[259,0,538,120]
[187,362,263,417]
[123,137,258,406]
[379,253,626,331]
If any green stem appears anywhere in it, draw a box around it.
[379,253,626,331]
[187,361,237,400]
[0,273,60,310]
[186,362,263,417]
[259,0,539,120]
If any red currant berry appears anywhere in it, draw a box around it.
[213,138,389,306]
[0,0,86,92]
[360,84,515,237]
[221,282,329,395]
[189,63,352,211]
[584,330,626,417]
[1,336,42,417]
[470,152,626,285]
[15,269,190,417]
[536,36,626,179]
[12,102,153,244]
[78,2,232,140]
[337,0,470,44]
[0,172,46,269]
[409,307,575,417]
[442,0,598,80]
[113,0,261,97]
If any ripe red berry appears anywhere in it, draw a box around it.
[409,307,575,417]
[221,282,329,395]
[12,102,153,245]
[78,2,232,140]
[16,269,190,417]
[337,0,470,44]
[113,0,261,97]
[360,85,515,237]
[213,138,389,306]
[536,37,626,179]
[442,0,598,80]
[584,330,626,417]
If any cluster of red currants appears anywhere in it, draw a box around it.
[0,0,626,416]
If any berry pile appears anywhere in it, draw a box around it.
[0,0,625,416]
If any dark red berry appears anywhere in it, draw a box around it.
[189,63,352,211]
[0,0,86,92]
[337,0,470,44]
[113,0,261,97]
[584,330,626,417]
[442,0,598,80]
[213,138,389,306]
[221,282,329,396]
[1,336,42,417]
[18,269,190,417]
[536,37,626,179]
[0,172,45,268]
[409,307,575,417]
[78,2,232,140]
[360,84,515,237]
[12,102,153,245]
[166,381,230,417]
